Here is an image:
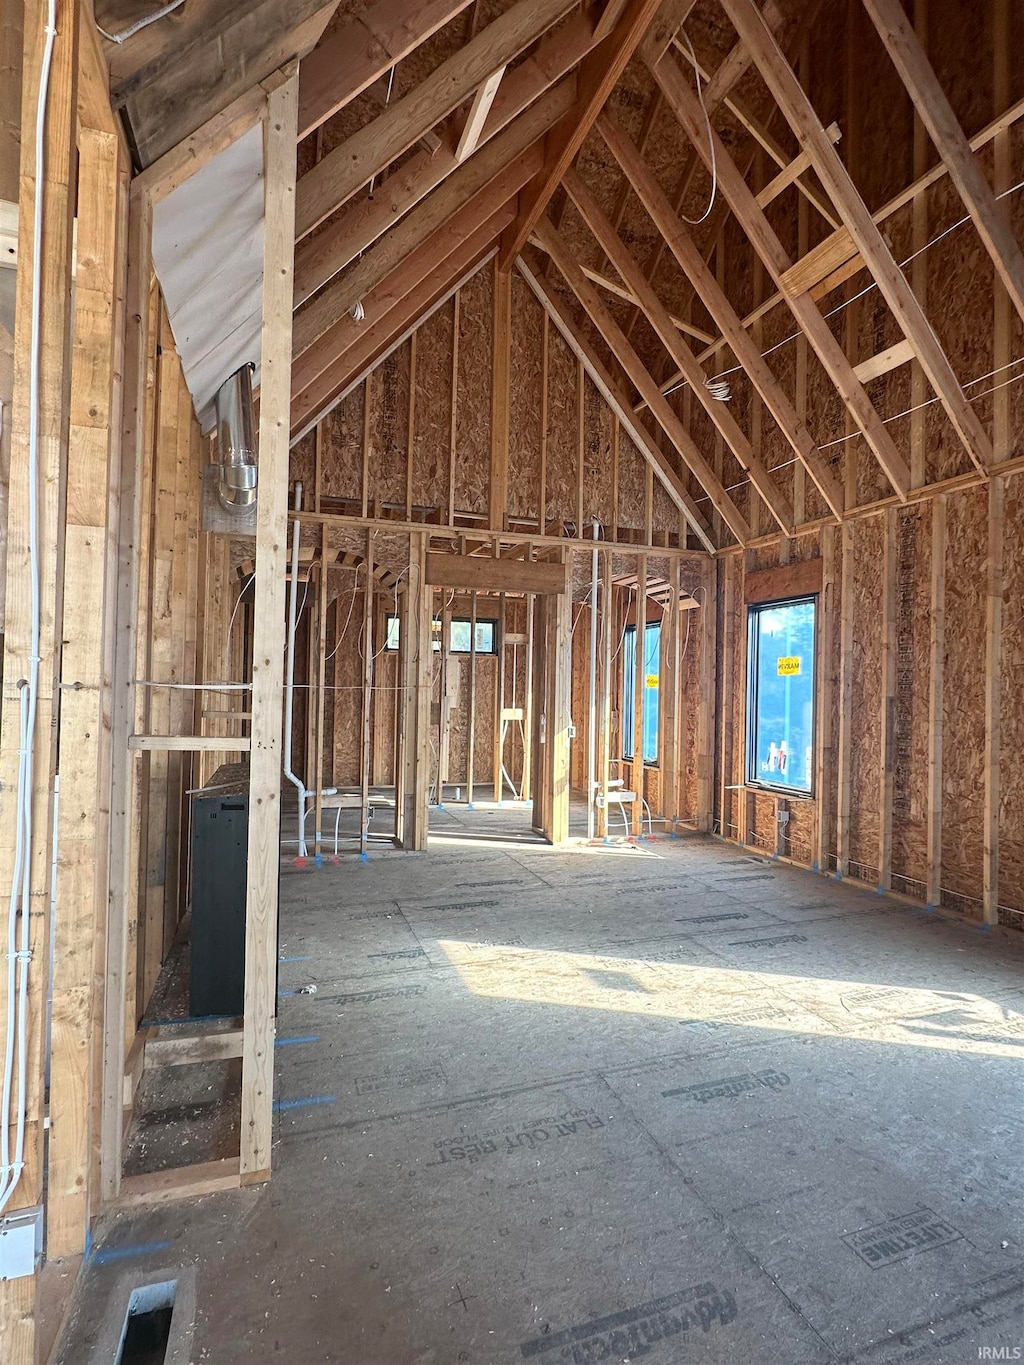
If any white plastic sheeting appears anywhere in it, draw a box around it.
[151,122,265,432]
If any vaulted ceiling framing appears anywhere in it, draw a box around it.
[106,0,1024,552]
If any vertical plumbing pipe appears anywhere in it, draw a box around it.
[587,519,600,840]
[283,483,307,856]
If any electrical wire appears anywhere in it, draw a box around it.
[97,0,185,43]
[324,568,360,664]
[676,30,717,226]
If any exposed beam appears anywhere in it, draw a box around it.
[515,255,715,550]
[293,90,565,353]
[295,0,579,239]
[645,0,698,63]
[862,0,1024,328]
[292,8,603,308]
[297,0,476,139]
[597,111,845,519]
[563,167,795,533]
[533,216,751,544]
[648,49,911,500]
[720,0,993,474]
[498,0,664,269]
[457,66,507,161]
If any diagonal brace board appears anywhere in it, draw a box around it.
[562,166,795,533]
[647,46,911,500]
[515,254,715,551]
[533,216,751,544]
[719,0,992,474]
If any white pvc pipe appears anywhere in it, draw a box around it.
[283,483,308,856]
[586,520,600,841]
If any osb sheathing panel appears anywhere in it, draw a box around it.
[941,486,987,903]
[999,480,1024,912]
[891,506,932,892]
[616,429,646,536]
[332,588,366,785]
[581,374,614,530]
[321,386,363,502]
[509,275,543,522]
[411,299,454,513]
[847,517,883,880]
[369,345,410,510]
[454,265,493,517]
[545,325,578,526]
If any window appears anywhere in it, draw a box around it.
[621,621,661,764]
[449,617,497,655]
[746,596,816,795]
[384,614,497,654]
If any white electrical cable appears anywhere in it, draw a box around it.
[676,30,717,226]
[1,0,56,1219]
[96,0,186,44]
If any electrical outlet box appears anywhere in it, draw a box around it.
[0,1206,43,1280]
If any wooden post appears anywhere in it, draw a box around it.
[400,532,431,849]
[467,590,478,804]
[662,557,682,827]
[836,522,854,877]
[448,292,459,525]
[814,523,836,871]
[48,121,124,1262]
[0,0,78,1354]
[597,553,614,836]
[313,531,328,855]
[240,70,299,1185]
[490,259,510,530]
[983,477,1004,926]
[360,530,374,855]
[438,591,452,798]
[718,557,735,837]
[879,509,897,890]
[494,590,506,799]
[521,586,535,802]
[550,560,572,843]
[632,554,647,834]
[926,494,946,908]
[696,558,717,833]
[101,187,154,1205]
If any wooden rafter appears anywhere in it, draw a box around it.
[648,47,911,500]
[596,110,844,519]
[562,167,795,533]
[533,216,751,544]
[291,211,511,441]
[497,0,664,269]
[297,0,476,139]
[292,9,604,308]
[292,93,566,356]
[456,66,508,162]
[862,0,1024,328]
[515,255,715,550]
[720,0,993,474]
[294,0,579,240]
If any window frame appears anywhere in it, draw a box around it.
[621,619,661,766]
[383,613,498,656]
[744,594,817,799]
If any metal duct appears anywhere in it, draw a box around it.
[214,362,257,511]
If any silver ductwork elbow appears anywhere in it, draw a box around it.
[214,362,257,511]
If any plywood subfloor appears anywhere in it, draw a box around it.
[60,822,1024,1363]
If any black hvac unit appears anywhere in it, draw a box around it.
[189,765,276,1017]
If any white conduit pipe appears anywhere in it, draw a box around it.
[0,0,57,1218]
[586,519,600,841]
[283,484,309,858]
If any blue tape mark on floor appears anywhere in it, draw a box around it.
[273,1095,336,1113]
[277,989,298,998]
[275,1035,320,1047]
[279,955,311,963]
[90,1240,173,1267]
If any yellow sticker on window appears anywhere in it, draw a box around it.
[777,656,801,676]
[645,674,659,689]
